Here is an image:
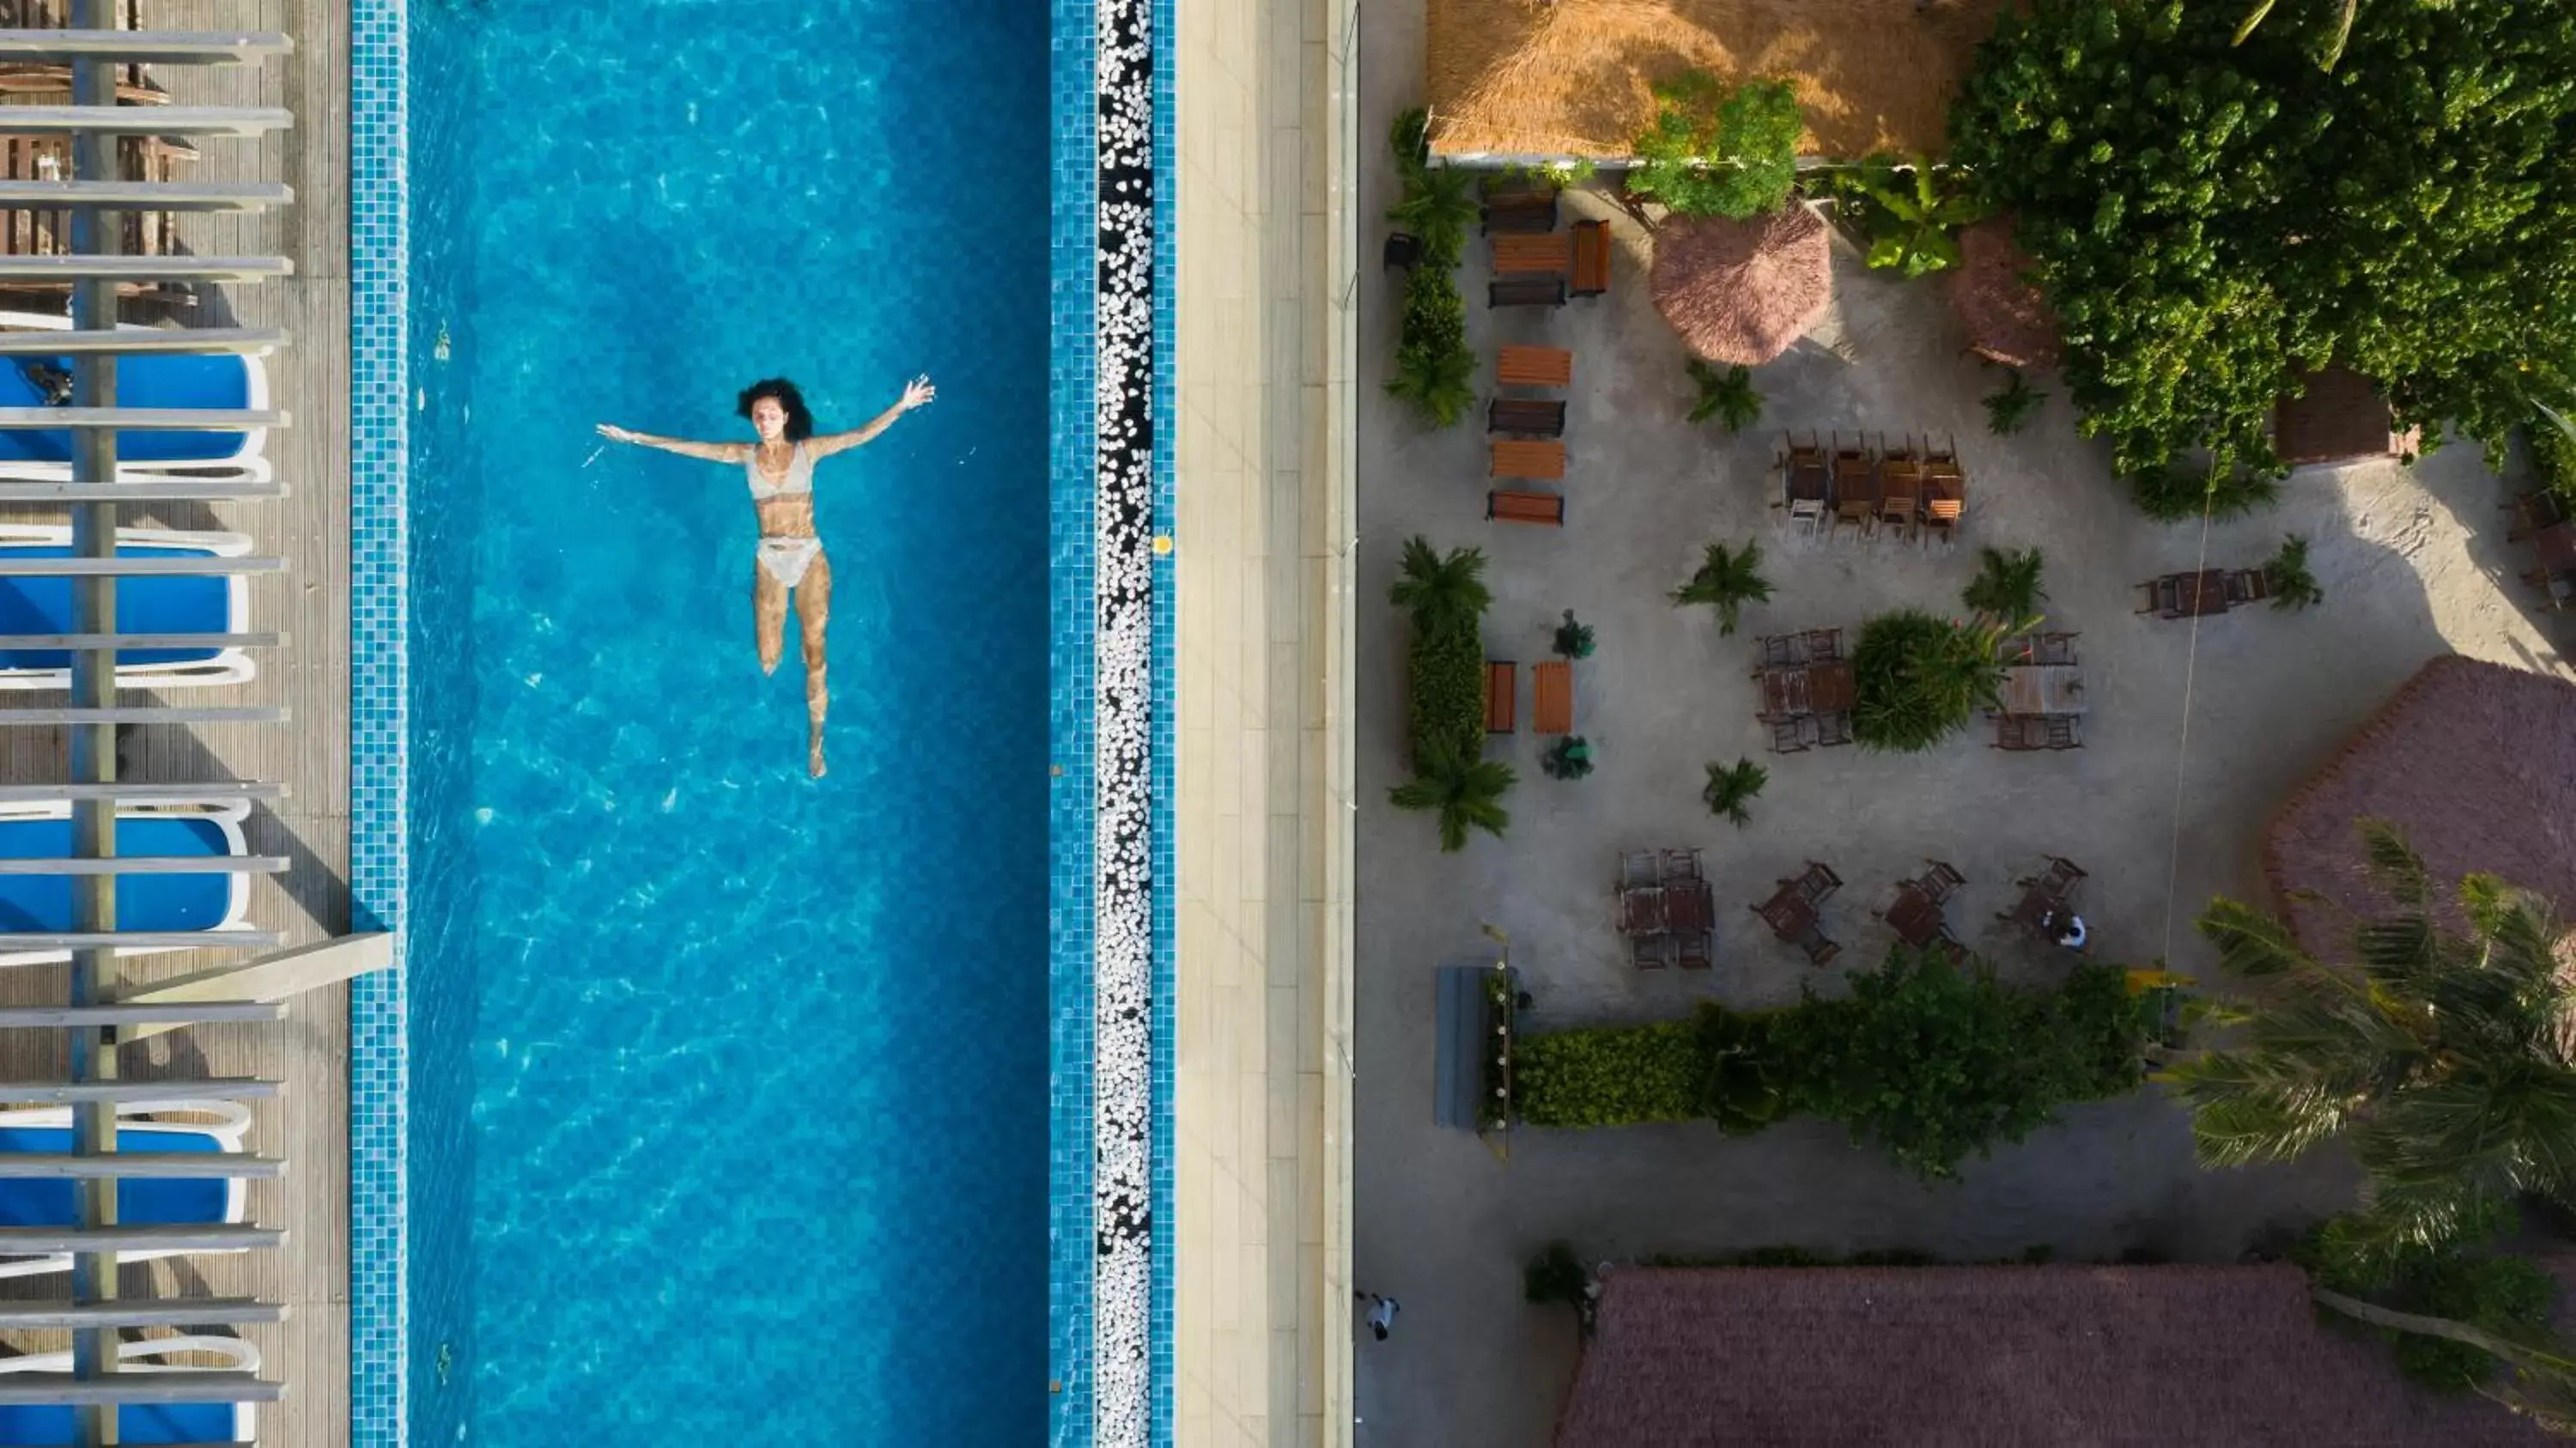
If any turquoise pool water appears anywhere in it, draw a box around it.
[404,3,1048,1440]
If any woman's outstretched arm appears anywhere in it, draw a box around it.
[595,423,749,463]
[807,375,935,459]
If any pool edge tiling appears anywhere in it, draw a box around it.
[349,0,410,1445]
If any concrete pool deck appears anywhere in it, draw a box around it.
[1349,0,2575,1443]
[0,2,355,1442]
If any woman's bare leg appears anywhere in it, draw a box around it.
[793,551,833,777]
[752,557,788,676]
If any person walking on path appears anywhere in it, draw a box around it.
[1357,1290,1400,1342]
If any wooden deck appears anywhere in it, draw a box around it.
[0,2,356,1443]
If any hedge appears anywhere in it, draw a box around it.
[1512,946,2155,1178]
[1407,614,1484,770]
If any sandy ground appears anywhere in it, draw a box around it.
[1354,4,2576,1446]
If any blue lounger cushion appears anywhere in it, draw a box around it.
[0,1124,231,1227]
[0,351,254,465]
[0,545,230,671]
[0,814,234,934]
[0,1399,240,1446]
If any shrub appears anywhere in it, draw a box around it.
[1832,155,1984,277]
[2129,463,2281,523]
[1406,617,1484,772]
[2263,534,2323,611]
[1850,610,2010,753]
[1625,73,1802,220]
[1686,359,1763,433]
[1552,609,1596,660]
[1700,757,1766,828]
[1983,370,2048,435]
[1524,1241,1589,1306]
[1388,740,1515,852]
[1541,736,1595,781]
[1516,1020,1705,1127]
[2533,411,2576,504]
[1960,546,2046,621]
[1386,265,1474,427]
[1697,1007,1785,1133]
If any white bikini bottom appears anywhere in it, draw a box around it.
[757,536,822,588]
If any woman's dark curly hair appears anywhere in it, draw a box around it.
[736,378,815,441]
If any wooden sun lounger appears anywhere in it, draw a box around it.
[1487,490,1564,526]
[1484,661,1517,733]
[1534,660,1573,735]
[1571,219,1609,297]
[1487,399,1566,438]
[2,129,199,288]
[1480,188,1558,235]
[1492,439,1565,480]
[1488,276,1568,308]
[1492,232,1571,276]
[1497,345,1572,388]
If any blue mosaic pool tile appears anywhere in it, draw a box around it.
[349,1,410,1445]
[1147,0,1176,1440]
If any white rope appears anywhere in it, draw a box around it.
[2160,476,2223,966]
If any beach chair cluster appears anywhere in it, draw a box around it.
[1777,431,1966,545]
[1480,179,1609,309]
[1488,344,1573,526]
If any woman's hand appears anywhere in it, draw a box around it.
[596,423,640,444]
[899,376,936,411]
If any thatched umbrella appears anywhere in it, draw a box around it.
[1950,217,2062,370]
[1649,207,1832,367]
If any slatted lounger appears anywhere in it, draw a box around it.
[1486,490,1564,526]
[1534,660,1573,735]
[1484,661,1517,733]
[1491,439,1565,480]
[1497,345,1572,388]
[1480,188,1558,234]
[1571,219,1609,297]
[1488,276,1567,308]
[1486,399,1565,438]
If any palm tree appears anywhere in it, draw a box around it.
[1388,743,1516,852]
[2160,820,2576,1260]
[1672,539,1773,636]
[1384,339,1477,428]
[1961,545,2047,621]
[2263,533,2324,611]
[1686,360,1763,433]
[1388,537,1490,628]
[1701,757,1766,827]
[1385,162,1479,270]
[2311,1288,2576,1430]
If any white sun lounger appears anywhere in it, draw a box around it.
[0,308,275,483]
[0,1335,260,1445]
[0,524,257,691]
[0,1098,255,1282]
[0,799,254,967]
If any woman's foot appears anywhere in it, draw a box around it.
[809,742,827,778]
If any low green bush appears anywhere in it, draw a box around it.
[1850,610,2010,754]
[1524,1241,1589,1305]
[1406,615,1483,770]
[1516,1020,1705,1128]
[2129,462,2281,523]
[1512,947,2157,1178]
[1387,265,1474,427]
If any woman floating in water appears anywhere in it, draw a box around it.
[597,374,934,776]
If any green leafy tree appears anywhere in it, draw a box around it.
[2300,1206,2561,1395]
[1672,538,1773,635]
[1837,155,1984,277]
[1686,359,1763,433]
[1961,546,2047,621]
[1625,73,1803,221]
[1388,741,1516,852]
[2129,463,2281,524]
[1701,757,1767,827]
[1950,0,2576,484]
[2160,821,2576,1261]
[1388,536,1490,628]
[2263,534,2324,610]
[1849,610,2021,752]
[1983,370,2048,435]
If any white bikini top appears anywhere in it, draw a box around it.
[744,441,814,501]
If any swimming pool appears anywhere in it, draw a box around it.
[401,3,1049,1441]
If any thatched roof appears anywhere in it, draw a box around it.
[2275,365,2420,467]
[1649,207,1832,366]
[2265,656,2576,955]
[1425,0,2014,162]
[1950,216,2060,371]
[1557,1265,2558,1446]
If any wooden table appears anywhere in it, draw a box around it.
[1665,879,1714,933]
[2160,570,2231,618]
[1492,232,1572,275]
[1753,879,1817,940]
[1883,883,1947,949]
[1619,885,1667,935]
[2001,665,2087,716]
[1761,661,1856,717]
[2536,521,2576,574]
[1784,459,1829,508]
[1498,345,1572,388]
[2002,880,2069,936]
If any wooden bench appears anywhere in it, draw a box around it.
[1498,345,1572,388]
[1487,399,1566,438]
[1492,439,1566,480]
[1488,276,1568,308]
[1484,661,1518,733]
[1487,490,1564,526]
[1534,660,1574,735]
[1492,231,1572,276]
[1481,189,1559,234]
[1571,219,1610,297]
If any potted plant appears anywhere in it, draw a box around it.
[1543,736,1595,781]
[1553,609,1596,660]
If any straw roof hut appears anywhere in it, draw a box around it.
[1649,207,1832,366]
[2264,656,2576,955]
[1556,1265,2558,1445]
[2274,365,2421,468]
[1950,216,2060,371]
[1425,0,2014,162]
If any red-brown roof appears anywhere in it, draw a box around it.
[1557,1265,2557,1446]
[2263,655,2576,955]
[2275,365,2418,466]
